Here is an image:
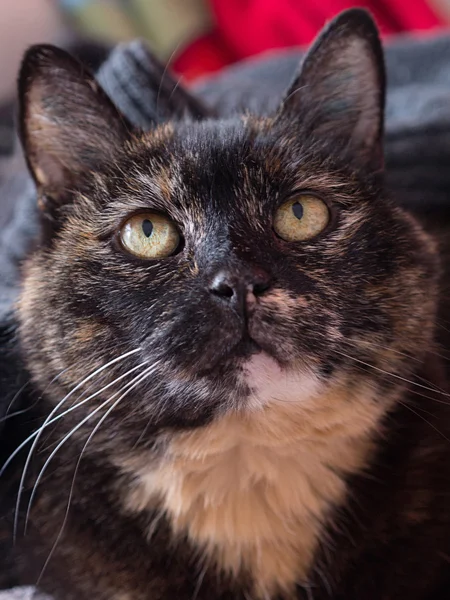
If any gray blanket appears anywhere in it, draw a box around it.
[2,32,450,598]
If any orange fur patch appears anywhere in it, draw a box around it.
[121,376,386,598]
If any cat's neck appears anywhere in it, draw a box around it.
[118,376,387,598]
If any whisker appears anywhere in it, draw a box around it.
[11,348,140,542]
[35,362,160,585]
[345,360,445,416]
[397,400,450,444]
[0,372,76,479]
[21,360,148,536]
[1,369,69,426]
[435,320,450,334]
[155,42,182,121]
[3,381,31,417]
[132,415,153,450]
[0,363,145,482]
[167,76,183,108]
[0,401,39,425]
[334,349,450,402]
[38,375,105,448]
[26,362,159,536]
[345,339,450,396]
[38,362,149,455]
[280,84,309,109]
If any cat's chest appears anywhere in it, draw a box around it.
[121,366,382,598]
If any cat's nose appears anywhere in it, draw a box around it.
[209,267,272,315]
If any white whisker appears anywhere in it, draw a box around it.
[348,338,450,396]
[35,361,160,585]
[0,363,145,482]
[11,348,140,542]
[3,381,31,417]
[336,349,450,401]
[398,400,450,444]
[37,361,149,455]
[21,360,149,537]
[26,361,159,535]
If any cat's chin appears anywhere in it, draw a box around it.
[240,351,321,410]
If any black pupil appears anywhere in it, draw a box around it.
[142,219,153,237]
[292,202,304,220]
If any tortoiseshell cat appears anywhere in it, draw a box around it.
[2,8,450,599]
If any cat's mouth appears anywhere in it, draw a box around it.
[230,334,262,360]
[200,328,284,376]
[191,329,267,376]
[176,296,296,376]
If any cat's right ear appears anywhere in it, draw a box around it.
[276,9,385,173]
[18,45,132,207]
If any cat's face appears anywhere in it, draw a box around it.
[17,11,438,449]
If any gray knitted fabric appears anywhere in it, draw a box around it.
[96,40,162,129]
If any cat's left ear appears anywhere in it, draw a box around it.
[18,44,132,204]
[276,9,385,173]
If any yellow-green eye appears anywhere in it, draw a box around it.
[120,212,180,259]
[273,194,330,242]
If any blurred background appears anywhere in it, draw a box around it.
[1,0,450,151]
[2,0,450,98]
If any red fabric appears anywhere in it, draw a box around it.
[173,0,446,81]
[172,33,236,81]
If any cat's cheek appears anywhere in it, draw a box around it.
[241,352,322,410]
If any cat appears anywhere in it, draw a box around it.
[2,7,450,599]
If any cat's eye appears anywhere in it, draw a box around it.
[273,194,330,242]
[120,212,180,259]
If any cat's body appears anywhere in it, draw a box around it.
[2,9,450,599]
[3,367,450,600]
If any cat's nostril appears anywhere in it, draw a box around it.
[211,281,234,298]
[252,280,270,296]
[210,273,236,299]
[210,268,272,303]
[251,269,272,296]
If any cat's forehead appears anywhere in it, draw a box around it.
[138,117,274,173]
[112,116,355,220]
[118,116,302,208]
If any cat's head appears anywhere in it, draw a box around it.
[17,9,438,450]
